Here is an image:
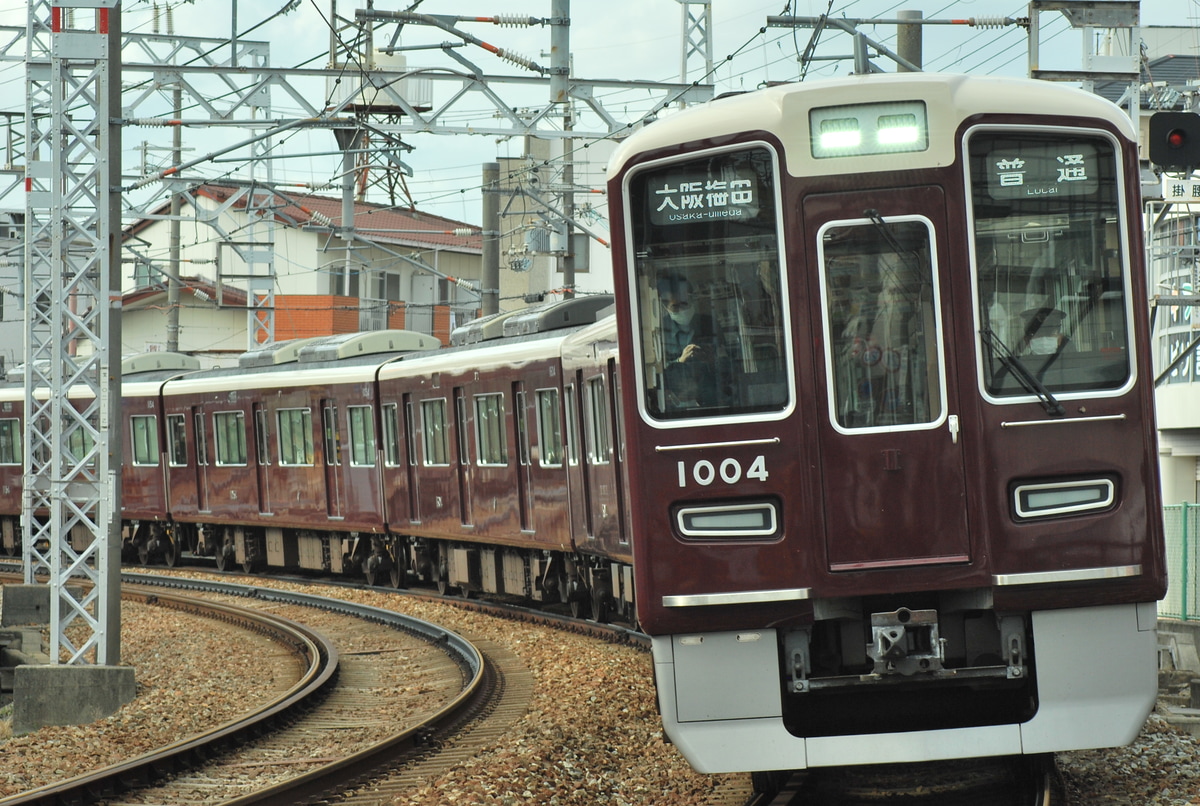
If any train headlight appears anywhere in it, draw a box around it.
[810,101,928,159]
[1013,478,1116,519]
[817,118,862,151]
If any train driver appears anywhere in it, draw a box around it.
[657,273,722,409]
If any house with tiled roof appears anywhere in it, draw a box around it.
[120,184,483,365]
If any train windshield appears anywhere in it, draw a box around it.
[819,216,945,430]
[969,132,1131,400]
[626,146,789,421]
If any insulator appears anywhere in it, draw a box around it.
[308,210,334,227]
[452,228,477,236]
[497,49,537,71]
[970,16,1010,29]
[494,14,534,27]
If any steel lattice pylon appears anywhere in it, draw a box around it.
[23,0,122,666]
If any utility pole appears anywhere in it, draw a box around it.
[17,0,134,731]
[897,10,923,71]
[482,162,500,316]
[551,0,574,299]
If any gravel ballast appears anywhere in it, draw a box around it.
[2,577,1197,805]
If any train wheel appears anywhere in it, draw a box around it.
[591,586,610,624]
[137,541,152,566]
[164,534,182,567]
[214,550,227,572]
[569,597,590,620]
[752,771,791,797]
[388,560,406,589]
[436,577,452,596]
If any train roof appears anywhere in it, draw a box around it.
[449,294,614,345]
[606,72,1136,180]
[378,321,585,382]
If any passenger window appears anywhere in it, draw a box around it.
[628,145,790,420]
[277,408,314,466]
[254,406,270,466]
[970,133,1131,397]
[474,393,508,466]
[348,405,376,467]
[535,388,564,468]
[322,402,341,467]
[819,216,944,430]
[586,376,610,465]
[213,411,247,466]
[421,399,449,466]
[381,403,401,467]
[167,414,187,466]
[0,418,19,465]
[130,415,159,466]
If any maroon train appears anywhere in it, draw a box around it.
[606,71,1166,775]
[0,70,1170,781]
[0,294,634,623]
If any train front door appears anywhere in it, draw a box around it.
[807,186,971,571]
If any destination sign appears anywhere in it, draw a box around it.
[984,142,1100,200]
[648,168,759,226]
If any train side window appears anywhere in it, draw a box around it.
[277,408,314,466]
[347,405,376,467]
[819,216,945,430]
[167,414,187,466]
[626,144,791,422]
[535,388,563,468]
[130,415,159,466]
[254,406,270,466]
[381,402,401,467]
[193,411,209,467]
[564,384,580,467]
[969,132,1131,398]
[455,391,470,466]
[586,376,611,465]
[404,397,418,467]
[0,418,19,465]
[213,411,247,466]
[68,428,96,465]
[420,399,449,466]
[322,402,341,467]
[514,387,531,467]
[474,393,508,466]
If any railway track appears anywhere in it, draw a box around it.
[0,566,1075,806]
[747,755,1062,806]
[0,573,487,806]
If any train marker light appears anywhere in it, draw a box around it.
[811,101,928,159]
[1149,111,1200,170]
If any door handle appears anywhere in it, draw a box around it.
[948,414,960,444]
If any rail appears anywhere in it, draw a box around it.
[0,571,484,806]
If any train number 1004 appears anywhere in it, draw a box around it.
[677,456,769,488]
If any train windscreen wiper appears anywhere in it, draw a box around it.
[980,326,1066,417]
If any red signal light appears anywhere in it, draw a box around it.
[1150,113,1200,169]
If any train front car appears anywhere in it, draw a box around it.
[608,72,1166,774]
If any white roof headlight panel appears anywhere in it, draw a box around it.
[811,101,929,159]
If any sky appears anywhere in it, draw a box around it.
[0,0,1195,226]
[0,0,1196,229]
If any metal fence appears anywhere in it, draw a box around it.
[1161,503,1200,620]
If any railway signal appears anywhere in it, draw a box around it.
[1149,111,1200,171]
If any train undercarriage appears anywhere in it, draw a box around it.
[112,518,635,623]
